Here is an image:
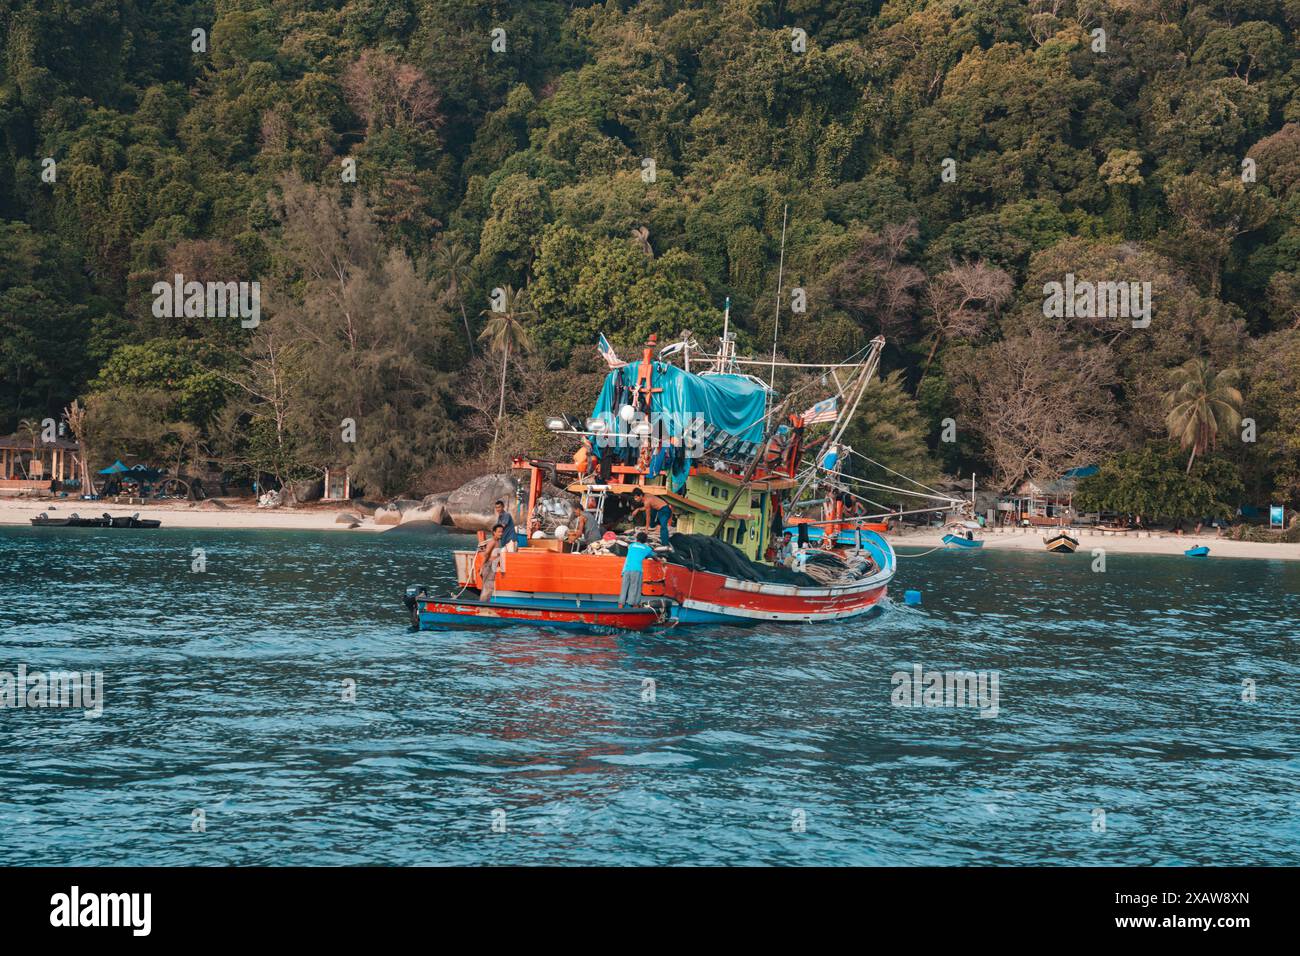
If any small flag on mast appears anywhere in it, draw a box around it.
[597,333,626,368]
[800,396,838,424]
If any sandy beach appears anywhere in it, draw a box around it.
[892,526,1300,561]
[0,496,400,532]
[3,496,1296,560]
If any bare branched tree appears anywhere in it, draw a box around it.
[920,260,1014,383]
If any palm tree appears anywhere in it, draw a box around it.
[478,284,535,459]
[433,237,475,357]
[1164,358,1243,473]
[629,226,653,258]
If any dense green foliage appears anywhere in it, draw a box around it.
[2,0,1298,505]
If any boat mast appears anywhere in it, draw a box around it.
[768,204,789,391]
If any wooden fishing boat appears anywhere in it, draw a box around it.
[403,330,962,630]
[405,591,661,632]
[1044,531,1080,553]
[1184,545,1210,557]
[942,533,983,549]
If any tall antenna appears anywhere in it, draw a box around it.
[768,203,789,390]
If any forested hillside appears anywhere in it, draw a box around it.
[2,0,1298,515]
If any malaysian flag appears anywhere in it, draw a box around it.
[800,396,838,424]
[597,333,626,368]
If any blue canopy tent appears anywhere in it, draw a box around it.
[590,362,769,490]
[98,460,130,474]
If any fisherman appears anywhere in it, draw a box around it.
[574,437,594,478]
[630,487,673,545]
[492,499,518,551]
[566,507,589,551]
[618,531,655,609]
[777,531,795,568]
[478,524,506,602]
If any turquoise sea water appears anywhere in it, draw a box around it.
[1,524,1297,865]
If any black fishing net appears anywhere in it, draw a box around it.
[665,533,820,587]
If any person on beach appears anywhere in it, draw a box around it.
[478,525,506,602]
[493,499,518,551]
[619,531,655,609]
[630,488,673,545]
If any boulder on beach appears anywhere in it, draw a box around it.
[290,479,323,503]
[335,511,365,525]
[445,473,519,531]
[413,491,452,525]
[374,507,401,526]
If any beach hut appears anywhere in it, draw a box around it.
[999,466,1098,527]
[322,465,351,501]
[0,433,83,493]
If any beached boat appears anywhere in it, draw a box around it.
[405,330,961,629]
[29,513,75,527]
[1184,545,1210,557]
[942,533,983,549]
[29,512,161,528]
[1044,531,1080,553]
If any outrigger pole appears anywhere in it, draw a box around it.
[788,336,886,508]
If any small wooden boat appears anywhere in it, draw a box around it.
[405,591,662,632]
[1184,546,1210,557]
[106,513,162,529]
[1044,531,1080,553]
[942,533,983,549]
[29,513,74,527]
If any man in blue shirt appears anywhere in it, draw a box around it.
[493,499,518,550]
[776,530,795,567]
[619,531,656,608]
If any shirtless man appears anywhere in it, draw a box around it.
[630,488,673,545]
[478,525,506,602]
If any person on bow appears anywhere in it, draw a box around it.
[630,487,673,545]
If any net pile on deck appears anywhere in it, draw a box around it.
[665,534,820,587]
[793,549,875,586]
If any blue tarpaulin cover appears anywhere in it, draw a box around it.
[590,362,769,490]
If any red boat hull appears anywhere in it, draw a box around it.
[660,563,889,623]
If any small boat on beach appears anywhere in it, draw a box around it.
[404,589,662,632]
[1044,531,1080,553]
[942,533,982,549]
[1184,545,1210,557]
[29,512,161,529]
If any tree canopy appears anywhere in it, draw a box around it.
[2,0,1297,504]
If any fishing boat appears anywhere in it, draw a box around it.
[1184,545,1210,557]
[1044,531,1080,553]
[942,533,983,549]
[407,326,963,629]
[404,589,661,632]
